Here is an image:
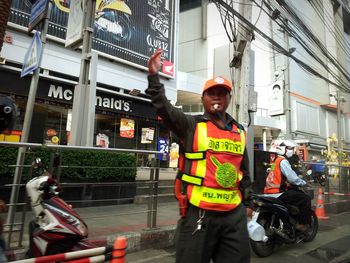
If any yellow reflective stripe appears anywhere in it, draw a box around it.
[190,186,241,206]
[195,123,207,178]
[197,123,207,151]
[185,152,204,160]
[207,138,244,154]
[240,130,246,149]
[196,159,206,178]
[182,174,202,185]
[238,172,243,181]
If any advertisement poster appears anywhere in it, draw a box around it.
[96,133,110,148]
[141,127,154,143]
[10,0,176,76]
[120,118,135,138]
[268,81,284,116]
[169,142,179,168]
[45,128,60,145]
[157,137,169,161]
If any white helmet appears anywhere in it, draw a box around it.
[275,140,297,156]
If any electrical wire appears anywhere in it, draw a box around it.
[212,0,350,92]
[257,0,350,91]
[310,0,350,57]
[273,0,350,84]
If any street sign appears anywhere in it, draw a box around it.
[21,32,43,78]
[28,0,48,32]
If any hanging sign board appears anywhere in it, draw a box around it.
[28,0,49,32]
[65,0,85,48]
[268,81,284,116]
[21,31,43,78]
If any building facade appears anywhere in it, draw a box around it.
[177,0,350,160]
[1,0,179,165]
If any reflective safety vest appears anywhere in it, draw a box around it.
[180,121,246,211]
[264,156,286,194]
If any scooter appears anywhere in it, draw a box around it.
[26,158,95,257]
[304,169,326,186]
[247,187,318,257]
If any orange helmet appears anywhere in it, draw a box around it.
[202,76,233,95]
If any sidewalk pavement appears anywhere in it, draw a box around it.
[5,177,350,261]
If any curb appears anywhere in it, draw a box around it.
[106,225,176,253]
[324,200,350,214]
[5,225,177,261]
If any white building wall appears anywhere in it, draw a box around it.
[177,0,349,147]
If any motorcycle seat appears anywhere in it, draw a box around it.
[257,195,300,215]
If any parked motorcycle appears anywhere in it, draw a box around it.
[26,158,95,257]
[247,187,318,257]
[304,169,326,186]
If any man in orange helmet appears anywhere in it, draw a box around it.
[146,49,252,263]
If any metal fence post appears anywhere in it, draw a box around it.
[147,159,155,229]
[151,159,160,229]
[325,166,330,203]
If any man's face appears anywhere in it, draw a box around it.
[201,86,231,114]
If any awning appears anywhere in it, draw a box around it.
[320,104,337,112]
[309,143,327,150]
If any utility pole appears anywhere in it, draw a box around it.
[7,1,52,224]
[283,19,292,139]
[234,0,254,179]
[335,90,347,193]
[69,0,97,146]
[234,2,252,126]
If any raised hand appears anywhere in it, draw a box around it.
[147,49,162,75]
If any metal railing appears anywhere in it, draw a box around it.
[298,161,350,202]
[0,142,166,249]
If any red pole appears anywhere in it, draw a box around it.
[11,246,113,263]
[64,254,111,263]
[110,236,127,263]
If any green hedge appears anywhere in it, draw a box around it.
[0,147,137,182]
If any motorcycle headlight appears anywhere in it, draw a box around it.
[77,222,88,236]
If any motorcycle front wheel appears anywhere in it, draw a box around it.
[250,215,275,257]
[303,210,318,242]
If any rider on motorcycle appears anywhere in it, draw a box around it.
[264,140,311,232]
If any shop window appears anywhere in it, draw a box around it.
[38,103,69,145]
[94,113,137,149]
[3,98,69,144]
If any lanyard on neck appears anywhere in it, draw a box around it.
[214,111,241,134]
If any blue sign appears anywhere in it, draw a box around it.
[158,137,169,161]
[21,32,43,78]
[28,0,48,32]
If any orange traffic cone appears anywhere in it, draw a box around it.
[110,236,127,263]
[315,188,329,220]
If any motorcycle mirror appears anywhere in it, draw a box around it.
[32,158,42,169]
